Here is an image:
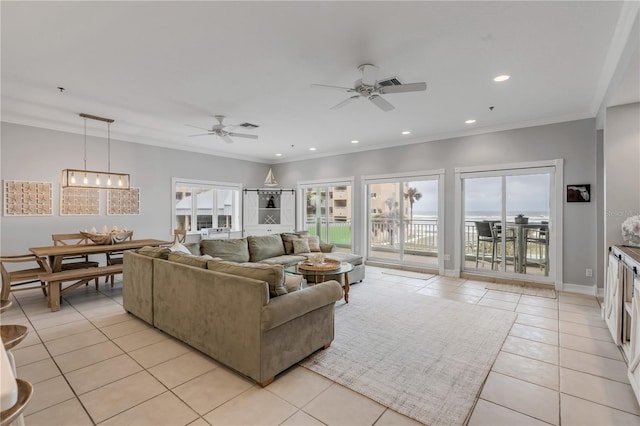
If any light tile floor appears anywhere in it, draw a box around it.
[2,266,640,425]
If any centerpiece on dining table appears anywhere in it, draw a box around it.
[81,226,133,245]
[298,253,340,272]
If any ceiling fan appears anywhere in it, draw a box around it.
[186,115,258,144]
[312,64,427,112]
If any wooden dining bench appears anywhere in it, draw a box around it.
[39,265,123,312]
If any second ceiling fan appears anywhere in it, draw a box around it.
[313,64,427,112]
[186,115,258,144]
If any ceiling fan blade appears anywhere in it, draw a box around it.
[369,94,395,112]
[359,64,379,86]
[188,133,213,137]
[220,134,235,144]
[228,132,258,139]
[311,84,354,92]
[378,82,427,94]
[185,124,212,131]
[330,95,360,110]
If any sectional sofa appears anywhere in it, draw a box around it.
[123,246,344,386]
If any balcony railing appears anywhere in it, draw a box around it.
[304,219,546,267]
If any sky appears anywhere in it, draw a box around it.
[409,173,550,216]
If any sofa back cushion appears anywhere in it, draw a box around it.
[207,259,287,297]
[201,238,250,263]
[247,235,285,262]
[168,252,215,269]
[184,242,202,256]
[137,246,170,259]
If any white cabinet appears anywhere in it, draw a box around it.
[606,246,640,406]
[243,189,295,236]
[604,253,622,346]
[628,275,640,400]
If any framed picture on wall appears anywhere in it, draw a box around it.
[567,184,591,202]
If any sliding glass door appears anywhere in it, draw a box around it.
[365,173,442,268]
[461,167,554,280]
[301,182,353,252]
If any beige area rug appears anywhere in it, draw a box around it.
[485,282,557,299]
[381,270,435,280]
[300,286,516,426]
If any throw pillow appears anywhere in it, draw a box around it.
[280,233,299,255]
[306,235,321,252]
[169,242,191,254]
[284,274,303,293]
[183,242,202,256]
[168,252,214,269]
[207,260,287,297]
[292,238,310,254]
[137,246,170,259]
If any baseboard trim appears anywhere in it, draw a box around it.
[561,282,598,296]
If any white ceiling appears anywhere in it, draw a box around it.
[2,1,638,164]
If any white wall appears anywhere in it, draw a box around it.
[604,102,640,248]
[0,122,270,254]
[273,119,599,288]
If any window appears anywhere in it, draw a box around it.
[172,178,241,233]
[363,173,443,268]
[454,159,563,284]
[299,178,354,252]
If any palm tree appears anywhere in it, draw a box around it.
[404,187,422,222]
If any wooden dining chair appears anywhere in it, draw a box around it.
[0,254,48,300]
[174,229,187,244]
[52,233,100,288]
[105,231,134,286]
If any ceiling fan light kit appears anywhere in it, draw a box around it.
[313,63,427,112]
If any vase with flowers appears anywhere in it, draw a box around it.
[621,215,640,247]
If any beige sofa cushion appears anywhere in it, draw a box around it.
[306,235,321,252]
[247,235,285,262]
[292,238,310,254]
[168,252,215,268]
[207,259,287,297]
[281,233,300,254]
[184,242,201,256]
[137,246,170,259]
[201,238,250,263]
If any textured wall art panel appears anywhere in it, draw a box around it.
[60,187,100,215]
[4,180,52,216]
[107,187,140,215]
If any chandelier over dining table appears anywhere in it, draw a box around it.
[61,113,130,190]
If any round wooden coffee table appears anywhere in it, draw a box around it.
[285,261,354,303]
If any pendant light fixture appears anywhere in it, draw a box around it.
[62,113,130,190]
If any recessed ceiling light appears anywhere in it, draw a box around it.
[493,75,510,82]
[401,131,411,135]
[465,119,476,124]
[351,140,359,144]
[309,147,317,151]
[275,153,282,157]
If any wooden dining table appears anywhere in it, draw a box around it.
[30,239,171,273]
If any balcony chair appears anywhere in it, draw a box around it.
[474,221,517,271]
[0,254,49,300]
[105,231,134,286]
[52,233,100,288]
[523,223,549,275]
